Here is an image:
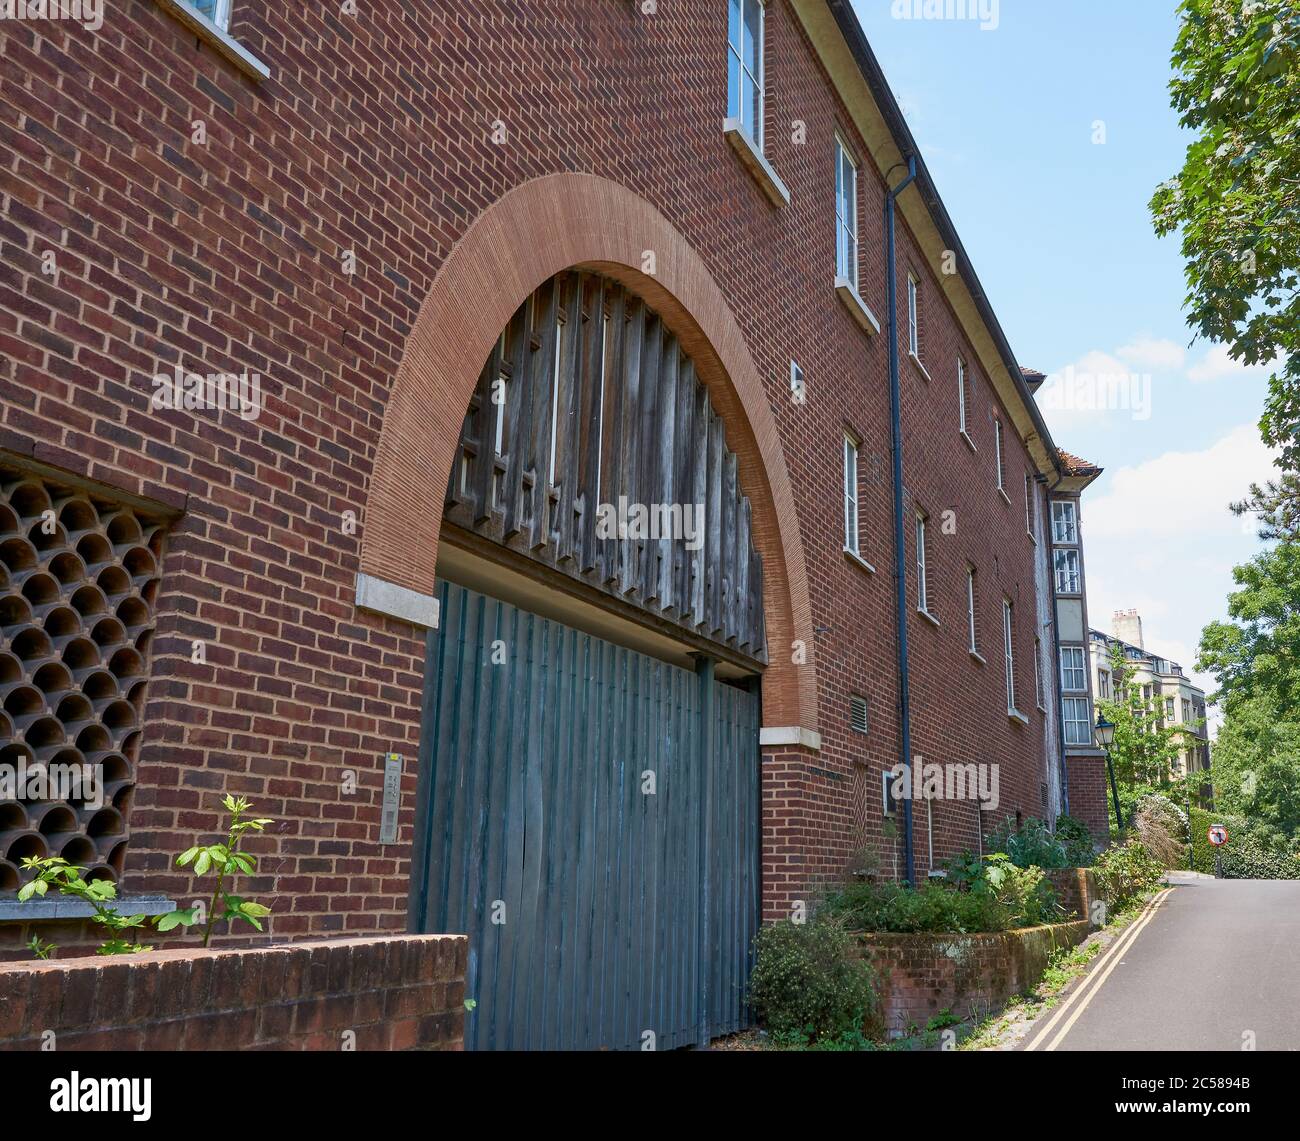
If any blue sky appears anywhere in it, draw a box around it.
[852,0,1278,705]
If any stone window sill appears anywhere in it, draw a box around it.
[155,0,270,81]
[909,352,931,383]
[918,608,941,629]
[998,487,1013,506]
[722,119,789,207]
[970,649,987,666]
[961,430,977,453]
[845,548,877,576]
[1008,709,1029,727]
[835,279,882,335]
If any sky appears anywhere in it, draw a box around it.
[851,0,1279,707]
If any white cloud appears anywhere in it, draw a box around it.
[1116,337,1186,372]
[1081,423,1277,708]
[1186,344,1277,384]
[1084,424,1272,541]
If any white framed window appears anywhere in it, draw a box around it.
[907,274,920,358]
[834,137,858,287]
[727,0,765,148]
[548,315,565,487]
[915,513,929,614]
[1052,500,1078,544]
[194,0,233,31]
[1054,548,1081,594]
[1063,697,1092,746]
[1060,646,1087,692]
[966,566,978,654]
[1003,599,1017,714]
[843,434,860,556]
[1024,475,1035,538]
[994,419,1006,493]
[1098,670,1111,700]
[957,356,969,437]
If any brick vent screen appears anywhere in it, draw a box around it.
[0,472,166,893]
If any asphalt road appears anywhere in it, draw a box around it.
[1030,873,1300,1051]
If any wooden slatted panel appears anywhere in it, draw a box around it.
[416,582,759,1051]
[444,272,767,664]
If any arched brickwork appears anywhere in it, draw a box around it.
[360,172,817,731]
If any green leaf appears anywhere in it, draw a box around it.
[176,846,201,867]
[194,850,211,876]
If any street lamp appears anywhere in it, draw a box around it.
[1095,713,1123,831]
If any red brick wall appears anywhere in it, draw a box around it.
[0,935,467,1050]
[859,921,1090,1036]
[1,0,1061,944]
[1066,755,1111,843]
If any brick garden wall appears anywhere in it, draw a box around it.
[0,935,466,1051]
[859,920,1091,1036]
[1,0,1073,947]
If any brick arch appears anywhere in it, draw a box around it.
[360,172,817,732]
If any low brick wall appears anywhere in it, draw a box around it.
[1047,868,1105,925]
[858,920,1091,1036]
[0,935,467,1051]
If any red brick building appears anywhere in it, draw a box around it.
[0,0,1106,1048]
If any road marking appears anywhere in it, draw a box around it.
[1023,888,1173,1052]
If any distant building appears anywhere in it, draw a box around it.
[1090,611,1211,779]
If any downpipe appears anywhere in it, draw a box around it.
[885,156,917,886]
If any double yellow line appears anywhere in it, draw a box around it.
[1023,887,1173,1052]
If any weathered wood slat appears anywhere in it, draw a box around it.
[446,270,768,664]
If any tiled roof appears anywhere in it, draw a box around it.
[1058,448,1102,476]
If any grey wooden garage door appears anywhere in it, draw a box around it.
[412,580,760,1051]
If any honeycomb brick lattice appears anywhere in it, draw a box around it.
[0,475,165,894]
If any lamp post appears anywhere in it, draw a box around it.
[1095,713,1123,832]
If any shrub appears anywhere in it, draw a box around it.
[1188,807,1300,879]
[826,858,1062,933]
[980,854,1064,928]
[749,916,879,1044]
[1130,795,1187,869]
[1093,840,1165,909]
[985,816,1068,869]
[1054,815,1098,867]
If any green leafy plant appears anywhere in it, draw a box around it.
[985,816,1069,870]
[980,854,1064,928]
[748,916,880,1046]
[159,795,273,947]
[17,857,152,956]
[26,933,55,960]
[1093,839,1166,909]
[1053,815,1098,867]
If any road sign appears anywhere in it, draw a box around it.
[1208,824,1229,847]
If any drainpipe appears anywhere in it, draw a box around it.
[885,155,917,887]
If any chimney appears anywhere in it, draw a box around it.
[1112,609,1144,649]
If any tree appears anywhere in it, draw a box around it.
[1198,538,1300,715]
[1151,0,1300,471]
[1232,473,1300,541]
[1205,695,1300,839]
[1098,645,1203,792]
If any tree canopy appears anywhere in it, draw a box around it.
[1151,0,1300,471]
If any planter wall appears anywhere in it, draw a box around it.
[1046,868,1105,925]
[0,934,466,1051]
[858,920,1091,1037]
